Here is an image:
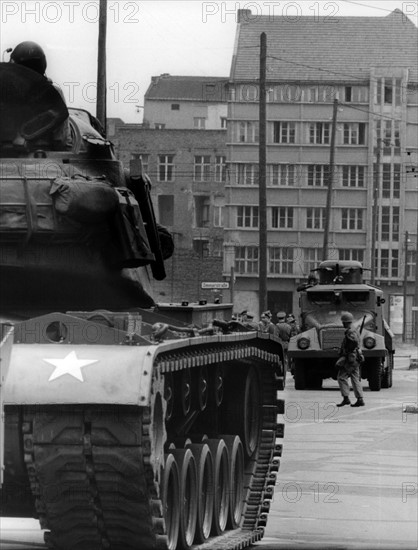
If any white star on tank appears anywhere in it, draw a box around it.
[44,351,98,382]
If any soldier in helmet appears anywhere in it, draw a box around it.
[9,41,71,149]
[10,41,47,75]
[336,311,365,407]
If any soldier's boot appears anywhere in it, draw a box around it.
[337,396,351,407]
[351,398,365,407]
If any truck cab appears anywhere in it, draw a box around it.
[288,261,394,390]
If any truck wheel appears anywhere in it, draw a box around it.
[367,358,382,391]
[294,361,306,390]
[307,371,322,390]
[381,353,393,389]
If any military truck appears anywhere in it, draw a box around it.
[0,60,285,550]
[288,260,394,391]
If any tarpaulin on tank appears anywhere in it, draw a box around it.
[0,63,68,145]
[50,175,119,224]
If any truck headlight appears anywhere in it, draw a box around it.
[297,337,310,350]
[363,336,376,349]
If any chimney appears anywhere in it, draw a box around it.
[238,9,252,23]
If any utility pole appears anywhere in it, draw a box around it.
[403,230,409,342]
[259,32,267,315]
[371,138,381,284]
[322,98,338,260]
[96,0,107,133]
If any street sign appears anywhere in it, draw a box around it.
[201,282,229,289]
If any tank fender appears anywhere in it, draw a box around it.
[4,343,161,406]
[288,327,319,354]
[1,325,14,486]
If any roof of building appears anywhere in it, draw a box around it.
[230,9,418,83]
[145,75,229,102]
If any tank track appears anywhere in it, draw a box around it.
[21,339,284,550]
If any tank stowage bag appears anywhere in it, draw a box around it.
[50,176,119,224]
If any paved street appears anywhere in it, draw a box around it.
[257,345,418,550]
[1,349,417,550]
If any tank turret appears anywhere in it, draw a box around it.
[0,62,170,315]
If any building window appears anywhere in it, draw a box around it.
[237,206,259,228]
[270,164,297,186]
[309,122,330,144]
[220,117,227,129]
[379,249,399,278]
[235,163,259,185]
[307,165,329,186]
[376,121,401,156]
[193,239,209,257]
[273,122,296,144]
[303,248,322,274]
[381,163,401,199]
[407,250,416,279]
[213,205,223,227]
[194,117,206,129]
[235,246,259,274]
[381,206,399,241]
[158,154,174,181]
[194,155,211,182]
[155,123,165,130]
[212,238,223,257]
[269,247,294,274]
[339,249,364,262]
[215,156,227,182]
[377,77,402,106]
[341,208,363,230]
[158,195,174,226]
[171,103,180,110]
[342,166,365,187]
[130,153,149,174]
[271,207,294,229]
[194,196,210,228]
[237,121,259,143]
[306,207,325,230]
[343,123,366,145]
[344,87,352,102]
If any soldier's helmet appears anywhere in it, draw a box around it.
[341,311,354,323]
[10,41,47,75]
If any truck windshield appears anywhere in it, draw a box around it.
[343,292,369,305]
[308,292,335,304]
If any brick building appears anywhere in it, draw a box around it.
[111,76,229,304]
[225,8,418,333]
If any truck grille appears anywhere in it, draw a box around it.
[321,327,345,350]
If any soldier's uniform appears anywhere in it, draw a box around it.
[336,313,365,407]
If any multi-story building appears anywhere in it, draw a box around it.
[111,76,229,303]
[144,74,228,130]
[225,8,418,335]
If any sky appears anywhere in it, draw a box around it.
[1,0,417,122]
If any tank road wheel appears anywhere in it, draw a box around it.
[221,435,245,529]
[293,360,307,390]
[172,448,198,549]
[222,366,261,457]
[211,364,224,407]
[187,443,214,543]
[192,366,209,412]
[161,453,180,550]
[367,358,382,391]
[164,372,174,421]
[207,439,230,535]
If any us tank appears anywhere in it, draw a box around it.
[0,62,285,550]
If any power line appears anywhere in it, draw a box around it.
[339,0,401,14]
